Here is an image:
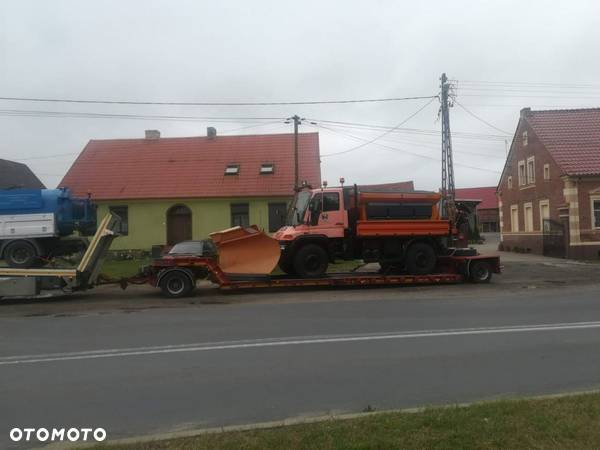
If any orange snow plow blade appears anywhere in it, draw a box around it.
[209,225,281,275]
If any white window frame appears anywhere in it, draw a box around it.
[225,164,240,175]
[524,202,534,232]
[539,199,550,231]
[591,196,600,230]
[510,204,519,232]
[508,176,513,189]
[518,160,526,186]
[522,130,528,146]
[526,156,535,184]
[543,163,550,180]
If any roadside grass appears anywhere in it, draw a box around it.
[99,258,151,279]
[90,392,600,450]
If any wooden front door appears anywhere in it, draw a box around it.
[167,205,192,245]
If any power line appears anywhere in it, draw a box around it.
[0,109,285,122]
[315,123,501,174]
[307,118,507,141]
[0,94,438,107]
[316,98,437,157]
[454,100,512,135]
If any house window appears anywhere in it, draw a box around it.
[510,205,519,232]
[260,163,274,174]
[522,130,528,146]
[508,176,513,189]
[518,161,526,186]
[592,197,600,229]
[527,157,535,184]
[539,200,550,231]
[524,202,534,232]
[109,206,129,235]
[230,203,249,227]
[544,164,550,180]
[225,164,240,175]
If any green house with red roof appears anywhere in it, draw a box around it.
[59,129,321,250]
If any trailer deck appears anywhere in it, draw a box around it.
[149,252,501,298]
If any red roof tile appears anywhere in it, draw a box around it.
[59,132,321,200]
[524,108,600,176]
[456,186,498,210]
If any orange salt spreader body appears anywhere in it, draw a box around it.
[209,225,281,275]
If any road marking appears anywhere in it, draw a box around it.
[2,321,600,366]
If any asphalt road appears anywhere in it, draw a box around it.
[2,282,600,448]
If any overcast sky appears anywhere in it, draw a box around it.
[1,0,600,191]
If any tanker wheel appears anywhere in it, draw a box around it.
[469,261,492,283]
[405,242,436,275]
[4,241,39,268]
[293,244,329,278]
[160,271,194,298]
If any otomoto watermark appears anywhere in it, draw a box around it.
[9,427,107,443]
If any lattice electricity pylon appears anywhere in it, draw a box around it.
[440,73,456,224]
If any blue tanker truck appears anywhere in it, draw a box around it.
[0,188,96,268]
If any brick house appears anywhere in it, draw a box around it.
[456,186,499,232]
[497,107,600,259]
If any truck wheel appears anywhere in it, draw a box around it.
[4,241,39,268]
[405,242,436,275]
[159,271,194,298]
[278,258,296,275]
[469,261,492,283]
[293,244,328,277]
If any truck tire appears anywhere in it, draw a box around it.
[469,260,492,283]
[293,244,329,277]
[405,242,436,275]
[278,258,296,275]
[159,271,194,298]
[4,240,39,268]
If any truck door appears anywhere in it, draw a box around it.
[309,192,345,238]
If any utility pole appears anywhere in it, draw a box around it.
[286,115,304,191]
[440,73,456,223]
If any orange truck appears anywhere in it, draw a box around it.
[273,184,457,277]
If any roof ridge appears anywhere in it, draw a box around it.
[527,106,600,114]
[88,131,319,143]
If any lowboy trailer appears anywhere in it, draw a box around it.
[147,252,501,298]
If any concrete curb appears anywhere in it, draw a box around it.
[39,388,600,449]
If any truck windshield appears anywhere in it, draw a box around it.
[287,191,311,225]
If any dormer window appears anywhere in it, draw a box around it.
[260,163,274,174]
[225,164,239,175]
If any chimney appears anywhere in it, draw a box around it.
[520,107,532,119]
[207,127,217,139]
[145,129,160,140]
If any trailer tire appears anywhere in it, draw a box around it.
[293,244,329,277]
[160,271,194,298]
[469,260,492,283]
[405,242,436,275]
[4,240,39,268]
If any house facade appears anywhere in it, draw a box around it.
[59,129,321,250]
[497,108,600,259]
[456,186,499,232]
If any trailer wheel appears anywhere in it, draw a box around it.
[293,244,328,277]
[4,241,39,268]
[160,271,194,298]
[405,242,436,275]
[469,261,492,283]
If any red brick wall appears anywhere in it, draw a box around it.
[577,178,600,243]
[498,116,565,254]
